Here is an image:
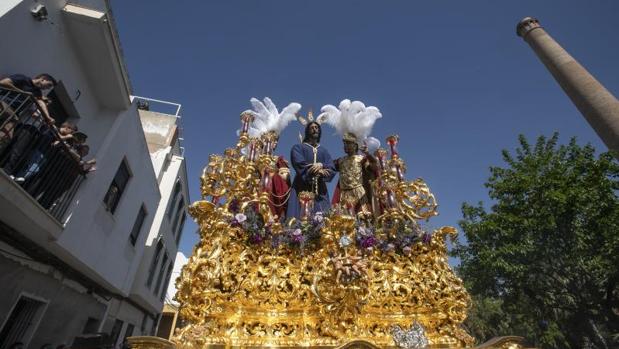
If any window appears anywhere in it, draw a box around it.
[154,252,169,295]
[146,240,164,288]
[0,295,48,348]
[109,319,124,345]
[151,313,160,336]
[123,323,135,339]
[103,160,131,214]
[171,199,185,235]
[166,181,181,219]
[129,205,147,246]
[82,317,100,334]
[160,261,174,301]
[175,215,186,246]
[155,312,175,338]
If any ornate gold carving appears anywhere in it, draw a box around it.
[174,131,476,348]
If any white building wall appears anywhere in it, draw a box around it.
[0,0,178,345]
[56,104,161,294]
[130,154,187,312]
[0,0,160,296]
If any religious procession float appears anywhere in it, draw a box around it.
[129,98,526,349]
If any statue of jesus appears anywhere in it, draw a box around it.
[286,121,336,218]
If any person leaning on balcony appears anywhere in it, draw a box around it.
[36,128,88,209]
[25,121,78,201]
[77,144,97,173]
[0,73,56,123]
[0,73,56,138]
[0,74,57,176]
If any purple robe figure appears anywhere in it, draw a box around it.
[286,122,336,219]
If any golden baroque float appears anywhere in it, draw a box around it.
[171,100,523,349]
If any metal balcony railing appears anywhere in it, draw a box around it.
[0,87,85,221]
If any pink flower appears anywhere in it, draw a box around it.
[292,229,302,236]
[403,246,412,256]
[235,213,247,223]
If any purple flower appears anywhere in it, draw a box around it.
[271,236,281,248]
[229,200,240,213]
[361,236,377,248]
[250,234,263,244]
[422,232,432,244]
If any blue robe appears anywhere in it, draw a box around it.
[286,142,336,218]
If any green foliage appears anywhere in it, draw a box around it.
[452,133,619,349]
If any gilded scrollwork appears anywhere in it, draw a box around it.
[173,131,476,348]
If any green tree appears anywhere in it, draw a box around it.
[452,134,619,349]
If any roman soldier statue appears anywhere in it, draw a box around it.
[320,99,382,214]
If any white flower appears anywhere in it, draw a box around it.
[235,213,247,223]
[313,212,324,223]
[339,235,352,247]
[292,228,302,236]
[357,226,368,236]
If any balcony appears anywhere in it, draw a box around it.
[0,87,85,224]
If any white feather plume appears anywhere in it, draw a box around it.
[243,97,302,137]
[365,136,381,153]
[319,99,382,146]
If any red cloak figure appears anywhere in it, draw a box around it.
[267,155,291,220]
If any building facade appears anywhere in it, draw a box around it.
[0,0,187,347]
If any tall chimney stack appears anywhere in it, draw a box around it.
[517,17,619,157]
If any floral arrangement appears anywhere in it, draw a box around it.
[229,202,324,252]
[228,201,431,255]
[355,218,432,255]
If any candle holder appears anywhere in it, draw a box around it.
[238,112,254,147]
[391,158,406,181]
[383,182,399,210]
[298,191,316,221]
[248,139,260,162]
[261,131,278,156]
[386,135,399,159]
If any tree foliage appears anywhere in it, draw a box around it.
[452,134,619,349]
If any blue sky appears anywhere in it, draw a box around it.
[110,1,619,257]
